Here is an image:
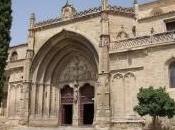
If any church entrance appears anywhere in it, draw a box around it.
[80,84,94,125]
[62,104,73,125]
[60,85,73,125]
[83,104,94,125]
[58,55,97,126]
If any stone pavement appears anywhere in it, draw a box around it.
[9,126,95,130]
[0,116,9,130]
[0,116,20,130]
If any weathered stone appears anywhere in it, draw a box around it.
[3,0,175,130]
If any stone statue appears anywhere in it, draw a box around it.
[73,80,79,103]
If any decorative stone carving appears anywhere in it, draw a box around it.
[10,51,18,62]
[9,69,23,83]
[61,1,77,20]
[116,26,129,40]
[110,31,175,51]
[34,5,134,28]
[151,7,163,16]
[73,81,79,103]
[124,72,135,79]
[26,49,34,59]
[59,55,96,82]
[113,72,123,81]
[150,27,155,34]
[132,26,136,37]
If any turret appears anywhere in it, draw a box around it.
[61,0,77,20]
[29,13,36,29]
[134,0,139,20]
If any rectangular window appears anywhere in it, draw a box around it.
[166,21,175,31]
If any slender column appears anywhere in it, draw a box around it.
[30,83,36,117]
[6,83,11,117]
[46,84,51,117]
[134,0,139,21]
[57,87,60,124]
[39,84,44,117]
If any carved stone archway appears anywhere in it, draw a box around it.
[57,54,97,126]
[29,30,98,126]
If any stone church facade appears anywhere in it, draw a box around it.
[4,0,175,129]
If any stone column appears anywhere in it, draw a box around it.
[46,84,51,117]
[30,83,36,118]
[6,83,11,117]
[56,87,61,125]
[38,84,44,117]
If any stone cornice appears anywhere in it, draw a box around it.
[138,10,175,22]
[110,66,144,74]
[32,6,134,30]
[9,43,28,50]
[5,59,25,71]
[139,0,174,10]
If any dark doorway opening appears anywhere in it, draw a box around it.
[83,104,94,125]
[62,104,73,125]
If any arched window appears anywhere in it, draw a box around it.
[169,62,175,88]
[10,51,18,61]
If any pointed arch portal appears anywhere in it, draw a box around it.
[29,30,98,126]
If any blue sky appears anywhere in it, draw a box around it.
[11,0,154,46]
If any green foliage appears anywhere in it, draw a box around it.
[0,0,12,102]
[134,87,175,119]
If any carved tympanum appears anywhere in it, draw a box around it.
[59,55,96,82]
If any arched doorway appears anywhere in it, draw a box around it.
[29,30,98,126]
[60,85,73,125]
[58,55,97,126]
[79,84,94,125]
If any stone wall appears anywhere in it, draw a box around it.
[4,0,175,129]
[33,17,101,55]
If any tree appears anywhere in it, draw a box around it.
[0,0,12,103]
[134,87,175,129]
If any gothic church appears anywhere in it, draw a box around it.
[4,0,175,130]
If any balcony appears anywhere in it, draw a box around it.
[110,31,175,53]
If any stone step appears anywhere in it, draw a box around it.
[10,126,95,130]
